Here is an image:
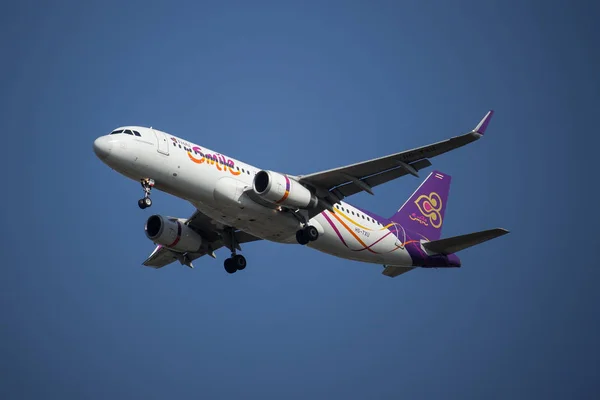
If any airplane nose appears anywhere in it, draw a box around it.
[93,136,112,160]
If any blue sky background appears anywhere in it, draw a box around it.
[1,0,599,398]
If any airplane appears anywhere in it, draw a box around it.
[93,110,508,277]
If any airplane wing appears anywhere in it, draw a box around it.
[142,210,262,269]
[142,245,214,269]
[299,111,494,216]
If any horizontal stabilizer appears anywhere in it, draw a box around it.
[382,265,415,278]
[422,228,509,255]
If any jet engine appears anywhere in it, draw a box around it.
[253,170,318,209]
[145,215,203,253]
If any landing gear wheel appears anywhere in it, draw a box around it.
[296,229,309,245]
[143,197,152,207]
[138,199,146,209]
[296,225,318,245]
[232,254,246,270]
[305,225,319,241]
[224,258,237,274]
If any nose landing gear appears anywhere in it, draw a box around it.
[138,178,155,209]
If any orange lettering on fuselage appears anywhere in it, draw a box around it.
[186,145,240,176]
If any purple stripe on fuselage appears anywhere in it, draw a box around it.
[323,210,393,252]
[321,211,348,246]
[363,230,394,251]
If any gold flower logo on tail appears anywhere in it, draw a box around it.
[414,192,443,228]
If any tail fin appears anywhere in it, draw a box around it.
[390,170,451,240]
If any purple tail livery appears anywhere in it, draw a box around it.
[390,170,451,241]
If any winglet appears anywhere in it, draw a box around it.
[473,110,494,135]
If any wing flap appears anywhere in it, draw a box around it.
[333,159,432,198]
[143,245,179,268]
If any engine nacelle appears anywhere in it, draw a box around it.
[145,215,203,253]
[253,170,318,209]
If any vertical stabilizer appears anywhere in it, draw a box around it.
[390,171,451,240]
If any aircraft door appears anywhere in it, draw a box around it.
[153,129,170,155]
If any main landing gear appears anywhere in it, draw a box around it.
[223,227,247,274]
[224,254,247,274]
[138,178,155,209]
[296,225,319,245]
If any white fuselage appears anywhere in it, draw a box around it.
[95,127,415,267]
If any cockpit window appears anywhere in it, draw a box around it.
[110,129,141,136]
